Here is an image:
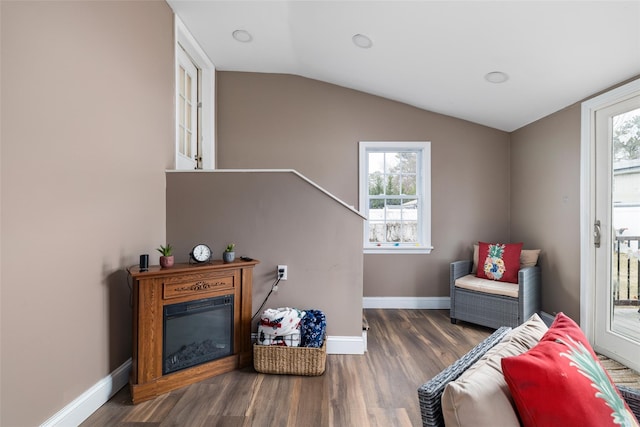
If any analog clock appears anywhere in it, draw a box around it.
[190,244,212,263]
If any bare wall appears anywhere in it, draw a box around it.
[217,72,512,298]
[0,2,174,425]
[165,171,364,338]
[510,106,582,320]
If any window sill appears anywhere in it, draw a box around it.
[363,246,433,255]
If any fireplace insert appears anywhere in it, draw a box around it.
[163,294,234,375]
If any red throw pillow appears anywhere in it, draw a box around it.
[501,313,639,427]
[476,242,523,284]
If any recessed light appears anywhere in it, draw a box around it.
[232,30,253,43]
[485,71,509,84]
[352,33,373,49]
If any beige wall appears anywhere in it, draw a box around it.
[0,2,174,425]
[217,72,512,298]
[510,106,582,320]
[165,171,364,337]
[509,75,640,321]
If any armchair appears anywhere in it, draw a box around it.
[449,259,541,329]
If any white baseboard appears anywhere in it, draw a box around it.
[40,358,131,427]
[326,335,365,355]
[363,296,450,309]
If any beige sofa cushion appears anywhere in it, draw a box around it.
[520,249,541,268]
[455,274,519,298]
[441,313,548,427]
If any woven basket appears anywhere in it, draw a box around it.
[253,340,326,376]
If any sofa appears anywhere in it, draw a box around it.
[418,314,640,427]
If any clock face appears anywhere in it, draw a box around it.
[191,244,211,263]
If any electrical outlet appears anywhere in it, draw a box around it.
[277,265,288,280]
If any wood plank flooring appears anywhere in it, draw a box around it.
[81,309,493,427]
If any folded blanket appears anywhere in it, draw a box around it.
[300,309,326,348]
[259,307,305,337]
[257,307,305,347]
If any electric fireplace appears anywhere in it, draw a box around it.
[128,259,258,404]
[163,294,234,374]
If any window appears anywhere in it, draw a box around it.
[359,141,432,254]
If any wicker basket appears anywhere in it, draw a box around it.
[253,340,326,376]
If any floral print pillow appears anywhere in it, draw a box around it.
[476,242,523,284]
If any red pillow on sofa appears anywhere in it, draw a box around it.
[501,313,639,427]
[476,242,523,284]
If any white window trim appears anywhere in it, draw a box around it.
[359,141,433,254]
[175,17,216,170]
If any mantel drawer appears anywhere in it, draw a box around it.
[163,272,235,300]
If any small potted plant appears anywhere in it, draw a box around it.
[157,244,174,268]
[223,243,235,263]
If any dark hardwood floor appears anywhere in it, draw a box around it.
[81,309,492,427]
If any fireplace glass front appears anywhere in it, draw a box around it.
[163,294,234,375]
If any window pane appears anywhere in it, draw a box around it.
[179,97,185,127]
[186,102,192,132]
[402,198,417,208]
[369,172,384,195]
[368,200,383,242]
[400,198,418,242]
[401,175,416,195]
[179,67,185,97]
[386,175,400,195]
[179,127,185,154]
[369,198,384,210]
[401,220,417,242]
[369,224,382,243]
[186,74,192,102]
[612,107,640,162]
[368,152,384,174]
[400,152,417,173]
[384,152,398,174]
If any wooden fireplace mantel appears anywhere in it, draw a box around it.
[128,259,259,404]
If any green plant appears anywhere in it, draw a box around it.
[156,244,173,256]
[225,243,235,253]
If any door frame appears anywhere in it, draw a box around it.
[175,17,216,170]
[580,77,640,371]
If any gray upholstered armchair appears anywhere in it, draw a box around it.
[449,259,541,329]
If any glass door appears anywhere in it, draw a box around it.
[610,106,640,344]
[593,94,640,372]
[176,46,199,170]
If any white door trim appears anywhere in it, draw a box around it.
[580,78,640,364]
[175,16,216,170]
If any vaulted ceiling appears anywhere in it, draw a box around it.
[167,1,640,132]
